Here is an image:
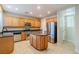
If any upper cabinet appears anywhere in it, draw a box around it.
[4,15,19,26]
[4,15,13,26]
[46,17,57,23]
[4,15,41,28]
[19,18,25,26]
[24,18,41,28]
[34,19,41,28]
[12,17,19,26]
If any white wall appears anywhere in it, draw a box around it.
[41,18,47,34]
[57,5,79,53]
[0,6,3,32]
[57,6,76,44]
[57,12,63,44]
[74,5,79,53]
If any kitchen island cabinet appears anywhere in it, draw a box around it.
[30,34,48,51]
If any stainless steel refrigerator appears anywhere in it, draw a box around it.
[47,22,57,43]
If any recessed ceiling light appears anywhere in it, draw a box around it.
[37,6,41,10]
[15,8,18,11]
[48,11,51,14]
[29,12,32,14]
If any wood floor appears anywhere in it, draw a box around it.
[12,40,76,54]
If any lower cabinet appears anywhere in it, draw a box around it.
[21,32,26,41]
[14,32,26,42]
[30,34,48,50]
[0,36,14,54]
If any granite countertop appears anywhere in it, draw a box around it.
[0,29,41,34]
[1,26,41,33]
[0,33,13,37]
[0,27,41,37]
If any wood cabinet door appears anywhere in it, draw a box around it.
[30,35,33,45]
[46,17,57,23]
[0,36,14,53]
[4,15,20,26]
[34,20,41,27]
[40,36,45,49]
[19,19,25,26]
[24,18,41,27]
[4,16,13,26]
[30,20,35,27]
[44,36,48,49]
[36,36,41,49]
[32,35,37,48]
[12,17,19,26]
[53,17,57,22]
[21,32,26,41]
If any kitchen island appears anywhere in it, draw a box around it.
[30,34,49,51]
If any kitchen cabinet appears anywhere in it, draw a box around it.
[4,15,41,27]
[30,34,48,50]
[4,16,13,26]
[4,15,19,26]
[24,18,41,28]
[28,19,35,27]
[0,36,14,54]
[21,32,26,41]
[34,19,41,27]
[12,17,19,26]
[19,18,25,26]
[46,17,57,23]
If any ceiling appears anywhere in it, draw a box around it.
[2,4,74,18]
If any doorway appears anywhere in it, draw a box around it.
[63,15,76,43]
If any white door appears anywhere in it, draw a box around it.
[64,15,76,43]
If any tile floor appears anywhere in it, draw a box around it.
[12,40,76,54]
